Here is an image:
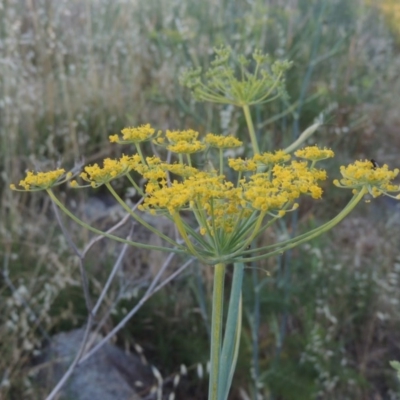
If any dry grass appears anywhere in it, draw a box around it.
[1,0,400,398]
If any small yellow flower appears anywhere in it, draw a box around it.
[109,134,119,143]
[111,124,157,143]
[120,154,142,169]
[142,167,167,181]
[309,185,323,199]
[334,160,400,198]
[164,163,199,177]
[228,158,257,172]
[153,136,165,145]
[80,158,131,187]
[295,145,335,161]
[11,169,68,191]
[166,129,199,143]
[253,150,291,165]
[205,133,243,148]
[167,141,207,154]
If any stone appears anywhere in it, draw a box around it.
[36,328,152,400]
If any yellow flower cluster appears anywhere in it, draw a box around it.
[14,122,400,254]
[165,129,206,154]
[137,157,327,234]
[109,124,157,143]
[205,133,243,148]
[166,129,199,142]
[334,160,400,197]
[139,171,246,234]
[227,147,332,172]
[164,163,199,177]
[11,169,69,191]
[79,155,141,188]
[253,150,291,165]
[109,126,246,155]
[228,158,257,172]
[167,141,207,154]
[294,146,335,161]
[137,156,167,181]
[243,161,325,211]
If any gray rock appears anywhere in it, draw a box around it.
[36,328,152,400]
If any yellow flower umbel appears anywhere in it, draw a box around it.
[10,169,72,191]
[204,134,243,149]
[334,160,400,198]
[295,145,335,163]
[78,155,141,188]
[109,124,158,144]
[253,150,291,166]
[108,133,330,264]
[164,129,207,156]
[109,124,160,165]
[10,129,338,265]
[228,158,258,172]
[4,126,330,265]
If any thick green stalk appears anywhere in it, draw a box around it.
[135,143,146,164]
[209,263,226,400]
[242,105,260,155]
[218,262,244,400]
[283,121,321,154]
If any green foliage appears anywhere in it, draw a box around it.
[114,283,209,369]
[390,361,400,380]
[180,46,292,106]
[238,219,400,399]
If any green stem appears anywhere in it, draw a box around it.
[46,189,181,254]
[260,191,366,250]
[236,171,243,186]
[126,173,145,196]
[218,262,244,400]
[105,183,181,248]
[229,212,278,251]
[258,92,321,129]
[219,148,224,175]
[209,263,226,400]
[242,105,260,155]
[135,143,146,165]
[239,211,266,251]
[239,187,367,263]
[283,121,321,154]
[242,190,363,255]
[253,71,283,104]
[171,212,206,261]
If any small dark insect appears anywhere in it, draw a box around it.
[370,159,379,169]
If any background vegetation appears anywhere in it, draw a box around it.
[1,0,400,398]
